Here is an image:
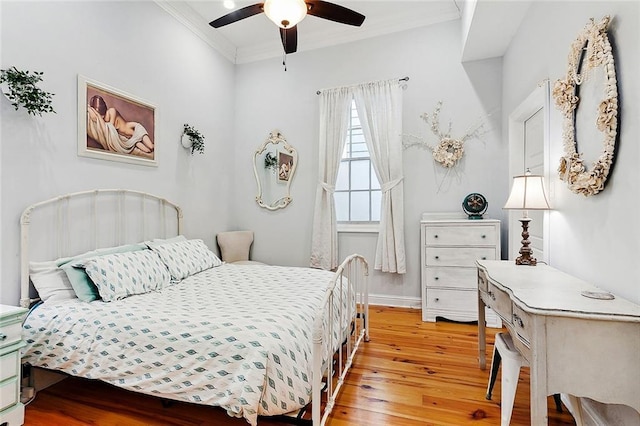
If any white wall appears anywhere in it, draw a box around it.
[0,1,236,305]
[232,20,506,304]
[503,1,639,303]
[503,1,640,423]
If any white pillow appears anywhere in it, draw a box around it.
[83,250,171,302]
[29,260,76,303]
[150,239,222,281]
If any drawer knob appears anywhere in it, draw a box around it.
[434,298,439,302]
[481,234,486,239]
[434,276,439,280]
[513,313,524,328]
[435,256,439,260]
[481,256,487,260]
[0,333,6,341]
[434,234,438,238]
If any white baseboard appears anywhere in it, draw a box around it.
[367,294,421,309]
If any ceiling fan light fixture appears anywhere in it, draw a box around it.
[264,0,308,28]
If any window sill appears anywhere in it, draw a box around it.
[337,223,379,233]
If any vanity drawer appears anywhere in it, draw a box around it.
[512,304,533,344]
[424,225,498,246]
[425,247,496,267]
[486,283,512,322]
[425,267,476,290]
[478,269,489,292]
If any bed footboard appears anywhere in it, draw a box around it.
[311,254,369,426]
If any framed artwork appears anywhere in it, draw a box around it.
[278,151,294,182]
[77,75,157,167]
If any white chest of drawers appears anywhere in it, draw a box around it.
[420,213,500,327]
[0,305,27,426]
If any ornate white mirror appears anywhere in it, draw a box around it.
[253,130,297,210]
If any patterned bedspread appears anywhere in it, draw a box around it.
[22,264,338,425]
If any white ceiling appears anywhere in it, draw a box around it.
[158,1,463,63]
[156,1,530,64]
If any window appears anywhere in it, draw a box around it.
[335,100,381,222]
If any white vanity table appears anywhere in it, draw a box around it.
[477,260,640,425]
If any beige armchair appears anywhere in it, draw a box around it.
[216,231,264,265]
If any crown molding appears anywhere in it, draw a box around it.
[155,0,238,64]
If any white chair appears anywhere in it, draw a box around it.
[486,332,569,426]
[216,231,264,265]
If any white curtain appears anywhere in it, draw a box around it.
[353,80,406,273]
[310,87,352,270]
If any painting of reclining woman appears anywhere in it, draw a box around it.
[79,76,157,166]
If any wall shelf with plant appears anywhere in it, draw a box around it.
[182,124,205,155]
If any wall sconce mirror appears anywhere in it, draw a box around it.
[253,130,297,210]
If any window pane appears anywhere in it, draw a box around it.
[371,163,380,190]
[350,191,369,221]
[371,190,382,221]
[351,160,370,190]
[335,192,349,222]
[336,162,349,191]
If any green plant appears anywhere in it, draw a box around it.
[264,151,278,172]
[183,123,205,155]
[0,66,55,116]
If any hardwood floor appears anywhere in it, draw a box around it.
[24,306,576,425]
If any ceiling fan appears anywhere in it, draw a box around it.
[209,0,366,54]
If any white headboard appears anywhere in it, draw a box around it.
[20,189,183,307]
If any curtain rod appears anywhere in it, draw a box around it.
[316,76,409,95]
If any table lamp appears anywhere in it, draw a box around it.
[503,169,550,266]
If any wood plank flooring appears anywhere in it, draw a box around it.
[24,306,576,425]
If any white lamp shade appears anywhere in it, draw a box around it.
[264,0,308,28]
[503,173,551,210]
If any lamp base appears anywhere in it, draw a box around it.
[515,217,537,266]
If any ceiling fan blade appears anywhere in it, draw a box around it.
[209,3,264,28]
[279,26,298,54]
[306,1,365,26]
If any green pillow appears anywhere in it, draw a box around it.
[58,243,147,302]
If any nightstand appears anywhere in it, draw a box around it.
[0,305,27,426]
[420,213,501,327]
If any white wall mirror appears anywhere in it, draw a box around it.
[253,130,297,210]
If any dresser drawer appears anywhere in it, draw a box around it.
[425,247,496,267]
[511,304,533,344]
[424,225,498,246]
[0,351,19,382]
[0,376,19,411]
[0,318,22,350]
[425,267,477,290]
[424,288,478,320]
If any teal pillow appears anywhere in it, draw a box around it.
[58,243,147,302]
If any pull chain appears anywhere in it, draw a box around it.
[282,29,288,71]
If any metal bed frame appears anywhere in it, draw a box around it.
[19,189,369,426]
